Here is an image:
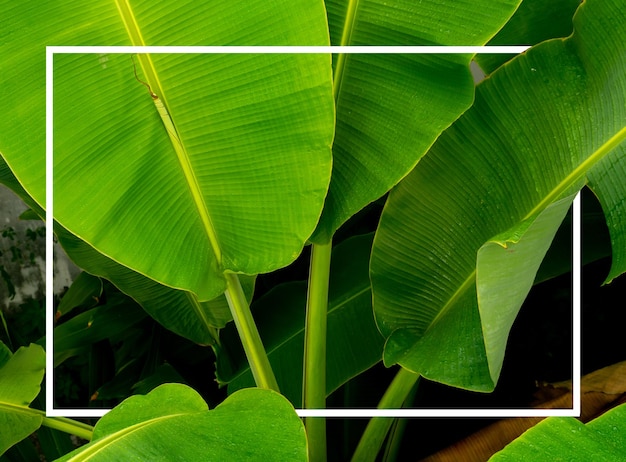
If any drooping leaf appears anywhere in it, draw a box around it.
[1,1,334,302]
[476,0,581,74]
[55,222,254,345]
[217,233,384,405]
[311,0,522,242]
[54,292,148,367]
[56,384,307,461]
[0,343,45,456]
[489,402,626,461]
[371,0,626,391]
[0,149,249,346]
[477,195,575,383]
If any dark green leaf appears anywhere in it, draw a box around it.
[371,0,626,391]
[218,234,384,405]
[477,0,581,73]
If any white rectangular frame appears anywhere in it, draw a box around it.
[46,45,580,419]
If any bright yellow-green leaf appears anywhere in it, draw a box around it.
[0,343,45,456]
[490,403,626,460]
[56,384,307,461]
[1,1,334,302]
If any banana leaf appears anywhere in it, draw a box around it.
[1,1,334,302]
[477,0,581,73]
[371,0,626,391]
[312,0,522,242]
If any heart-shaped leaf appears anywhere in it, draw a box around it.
[56,384,307,461]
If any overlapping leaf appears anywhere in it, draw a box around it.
[0,156,247,346]
[55,223,255,344]
[477,0,581,74]
[1,1,334,302]
[371,0,626,391]
[311,0,521,242]
[54,292,148,367]
[55,272,103,319]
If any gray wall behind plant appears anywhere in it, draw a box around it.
[0,184,79,312]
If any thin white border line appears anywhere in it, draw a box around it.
[47,45,530,54]
[46,45,577,419]
[572,193,581,417]
[45,49,54,416]
[47,408,579,419]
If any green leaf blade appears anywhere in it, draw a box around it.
[371,0,626,391]
[312,0,522,242]
[477,195,575,383]
[2,1,335,301]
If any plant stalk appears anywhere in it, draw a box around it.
[382,376,419,462]
[351,367,420,462]
[41,415,94,441]
[303,240,333,462]
[8,405,94,441]
[1,403,94,442]
[224,272,279,392]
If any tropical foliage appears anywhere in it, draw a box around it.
[1,0,625,460]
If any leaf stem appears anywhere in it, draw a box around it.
[41,415,94,441]
[351,368,419,462]
[11,405,94,441]
[382,380,419,461]
[224,272,279,391]
[303,240,332,461]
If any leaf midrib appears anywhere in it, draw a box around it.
[427,124,626,334]
[333,0,361,100]
[114,0,223,266]
[65,412,195,461]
